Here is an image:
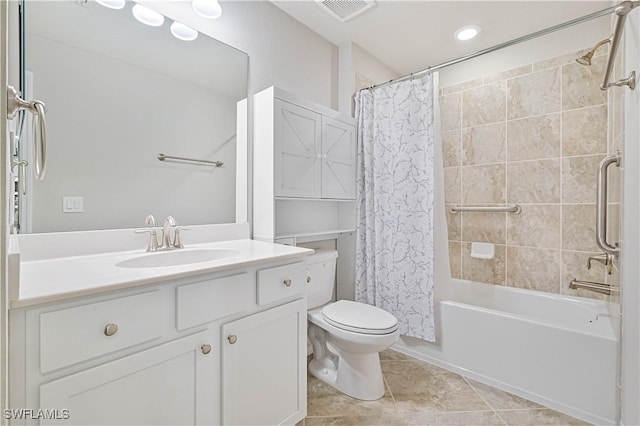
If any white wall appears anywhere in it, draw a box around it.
[440,18,611,87]
[27,35,238,232]
[352,42,398,90]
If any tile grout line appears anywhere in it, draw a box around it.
[462,376,508,425]
[382,372,399,410]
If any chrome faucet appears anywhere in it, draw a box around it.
[135,215,189,252]
[162,216,177,250]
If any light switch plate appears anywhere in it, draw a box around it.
[62,197,84,213]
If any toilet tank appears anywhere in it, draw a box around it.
[306,249,338,310]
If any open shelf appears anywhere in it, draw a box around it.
[276,228,355,243]
[274,197,355,203]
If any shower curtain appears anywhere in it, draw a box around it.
[354,75,436,341]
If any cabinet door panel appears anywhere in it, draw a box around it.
[321,117,356,199]
[274,99,322,198]
[222,299,306,425]
[40,330,218,425]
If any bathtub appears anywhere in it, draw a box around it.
[393,279,617,425]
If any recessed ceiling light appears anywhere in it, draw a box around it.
[95,0,126,10]
[132,4,165,27]
[454,25,481,41]
[192,0,222,19]
[171,21,199,41]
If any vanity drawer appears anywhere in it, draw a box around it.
[40,290,167,373]
[176,272,254,330]
[256,263,306,306]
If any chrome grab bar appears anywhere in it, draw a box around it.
[601,1,639,91]
[596,154,621,257]
[569,279,619,296]
[157,153,223,168]
[6,86,47,180]
[449,204,521,214]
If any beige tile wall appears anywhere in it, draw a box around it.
[441,48,619,298]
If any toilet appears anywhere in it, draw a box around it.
[306,249,400,401]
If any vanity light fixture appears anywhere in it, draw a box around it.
[454,25,481,41]
[95,0,126,10]
[192,0,222,19]
[132,4,165,27]
[170,22,199,41]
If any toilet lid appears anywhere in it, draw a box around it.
[321,300,398,335]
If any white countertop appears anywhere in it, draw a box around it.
[13,239,313,309]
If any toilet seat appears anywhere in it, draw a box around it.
[321,300,398,335]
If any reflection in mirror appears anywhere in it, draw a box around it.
[19,1,248,233]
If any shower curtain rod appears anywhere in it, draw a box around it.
[362,5,617,91]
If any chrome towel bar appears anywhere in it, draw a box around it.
[157,153,223,168]
[449,204,521,214]
[569,279,619,296]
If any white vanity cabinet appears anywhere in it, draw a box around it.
[221,299,306,425]
[9,258,308,426]
[39,329,219,426]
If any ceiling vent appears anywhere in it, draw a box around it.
[316,0,376,23]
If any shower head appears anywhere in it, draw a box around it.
[576,52,595,66]
[576,36,612,66]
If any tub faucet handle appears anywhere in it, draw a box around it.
[587,253,613,275]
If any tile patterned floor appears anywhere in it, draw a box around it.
[303,349,591,426]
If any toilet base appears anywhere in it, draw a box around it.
[308,323,386,401]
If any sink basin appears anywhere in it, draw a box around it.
[116,248,240,268]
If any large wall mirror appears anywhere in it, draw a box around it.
[18,0,248,233]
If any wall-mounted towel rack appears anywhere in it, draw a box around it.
[157,153,223,168]
[569,279,619,296]
[449,204,521,214]
[601,1,639,90]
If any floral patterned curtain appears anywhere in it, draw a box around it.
[354,75,436,341]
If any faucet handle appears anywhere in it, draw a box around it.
[144,214,157,227]
[587,253,614,275]
[134,228,159,252]
[173,227,191,249]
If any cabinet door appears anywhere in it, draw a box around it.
[40,330,219,426]
[321,117,356,199]
[222,299,306,426]
[274,99,322,198]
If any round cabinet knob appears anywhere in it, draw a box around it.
[104,323,118,337]
[283,279,292,287]
[201,344,212,355]
[228,335,238,344]
[307,276,311,283]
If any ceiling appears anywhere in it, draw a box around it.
[271,1,613,76]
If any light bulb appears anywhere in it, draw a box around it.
[454,25,481,41]
[171,21,198,41]
[132,4,165,27]
[95,0,126,9]
[192,0,222,19]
